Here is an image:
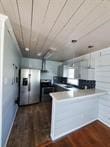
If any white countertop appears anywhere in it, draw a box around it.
[54,83,78,91]
[50,88,107,102]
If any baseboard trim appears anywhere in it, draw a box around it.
[4,106,18,147]
[98,118,110,128]
[51,119,97,141]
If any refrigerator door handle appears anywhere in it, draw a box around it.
[28,74,31,91]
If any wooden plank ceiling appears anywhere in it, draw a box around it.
[0,0,110,61]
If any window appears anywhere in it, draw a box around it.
[67,67,74,84]
[67,67,78,85]
[68,67,74,79]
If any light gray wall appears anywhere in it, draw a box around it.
[21,57,62,81]
[95,48,110,91]
[2,23,21,147]
[0,18,4,147]
[0,31,2,147]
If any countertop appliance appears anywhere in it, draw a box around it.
[19,68,40,106]
[40,79,54,102]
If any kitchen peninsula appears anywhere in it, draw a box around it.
[50,88,107,140]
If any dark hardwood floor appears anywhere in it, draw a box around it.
[7,102,110,147]
[38,121,110,147]
[7,102,51,147]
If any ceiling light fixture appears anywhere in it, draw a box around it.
[88,45,95,69]
[71,40,77,43]
[25,48,30,52]
[88,45,94,48]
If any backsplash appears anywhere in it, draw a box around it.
[53,76,67,84]
[53,77,95,89]
[79,79,96,89]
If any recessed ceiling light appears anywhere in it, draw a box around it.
[71,40,77,43]
[25,48,30,51]
[88,45,94,48]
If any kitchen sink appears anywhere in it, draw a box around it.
[64,85,73,88]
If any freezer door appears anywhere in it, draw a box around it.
[28,69,40,104]
[20,69,29,105]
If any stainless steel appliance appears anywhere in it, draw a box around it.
[41,87,54,102]
[40,79,54,102]
[20,69,40,105]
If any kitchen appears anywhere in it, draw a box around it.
[0,0,110,147]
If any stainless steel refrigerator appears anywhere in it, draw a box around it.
[20,68,40,105]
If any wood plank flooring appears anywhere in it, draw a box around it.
[7,102,110,147]
[39,121,110,147]
[7,102,51,147]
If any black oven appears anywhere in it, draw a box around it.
[40,79,54,102]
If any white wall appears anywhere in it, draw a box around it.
[1,17,21,147]
[0,29,2,147]
[95,48,110,91]
[21,57,62,81]
[93,48,110,126]
[0,16,5,147]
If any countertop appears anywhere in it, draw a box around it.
[50,88,107,102]
[53,83,78,91]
